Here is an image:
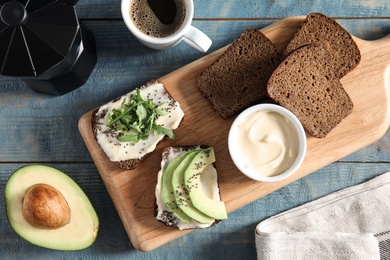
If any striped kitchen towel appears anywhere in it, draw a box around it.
[256,172,390,259]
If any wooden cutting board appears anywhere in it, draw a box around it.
[78,16,390,251]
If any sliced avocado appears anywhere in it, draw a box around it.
[161,150,192,223]
[171,149,214,224]
[5,165,99,251]
[185,147,227,220]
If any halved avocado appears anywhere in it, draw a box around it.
[5,165,99,251]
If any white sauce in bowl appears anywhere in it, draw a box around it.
[235,110,299,177]
[229,104,306,182]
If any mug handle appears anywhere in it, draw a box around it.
[183,26,212,52]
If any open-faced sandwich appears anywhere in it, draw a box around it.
[155,146,227,230]
[92,80,184,170]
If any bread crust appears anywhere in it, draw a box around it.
[154,145,221,230]
[268,44,354,138]
[91,80,183,170]
[284,12,361,78]
[197,28,283,119]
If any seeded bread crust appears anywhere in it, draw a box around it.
[284,12,361,78]
[267,44,354,138]
[154,206,220,229]
[91,80,181,170]
[155,145,220,229]
[197,28,283,119]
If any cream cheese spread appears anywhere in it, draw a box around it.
[155,147,220,230]
[94,82,184,162]
[235,110,299,177]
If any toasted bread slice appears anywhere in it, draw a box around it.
[284,12,361,78]
[268,44,354,138]
[92,80,184,170]
[155,146,223,230]
[197,28,283,119]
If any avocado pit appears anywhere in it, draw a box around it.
[22,183,71,229]
[6,165,99,250]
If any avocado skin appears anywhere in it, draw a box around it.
[5,165,99,251]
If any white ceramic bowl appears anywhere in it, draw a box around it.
[228,104,307,182]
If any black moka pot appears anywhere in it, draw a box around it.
[0,0,96,95]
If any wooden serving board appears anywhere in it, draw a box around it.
[78,16,390,251]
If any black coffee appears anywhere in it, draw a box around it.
[147,0,176,24]
[130,0,186,38]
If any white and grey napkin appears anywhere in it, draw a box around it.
[256,172,390,259]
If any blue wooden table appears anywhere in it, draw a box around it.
[1,0,390,259]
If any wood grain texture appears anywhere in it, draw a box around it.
[1,20,390,162]
[1,1,390,258]
[78,16,390,251]
[74,0,390,19]
[1,163,388,259]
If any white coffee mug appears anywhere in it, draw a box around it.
[121,0,212,52]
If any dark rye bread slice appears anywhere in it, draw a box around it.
[197,28,283,119]
[155,146,220,230]
[267,44,354,138]
[284,12,361,78]
[92,80,183,170]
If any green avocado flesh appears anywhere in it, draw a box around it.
[161,151,192,223]
[185,149,227,220]
[171,150,214,224]
[161,147,227,224]
[5,165,99,251]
